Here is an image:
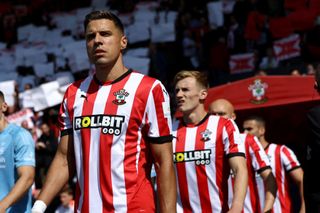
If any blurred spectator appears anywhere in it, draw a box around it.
[306,63,316,75]
[54,185,74,213]
[290,68,302,76]
[259,47,279,71]
[34,122,58,189]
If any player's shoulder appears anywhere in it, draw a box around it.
[131,70,161,85]
[7,123,32,140]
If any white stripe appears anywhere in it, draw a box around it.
[205,116,222,212]
[73,76,93,211]
[184,127,201,211]
[111,73,144,211]
[88,85,110,212]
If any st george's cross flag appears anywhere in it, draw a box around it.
[229,53,255,74]
[273,34,300,61]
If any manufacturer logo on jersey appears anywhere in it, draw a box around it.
[113,89,129,105]
[200,129,212,142]
[174,149,211,165]
[248,79,268,104]
[74,114,125,136]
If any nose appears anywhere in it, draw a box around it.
[175,89,183,98]
[94,33,103,44]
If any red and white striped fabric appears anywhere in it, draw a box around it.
[58,70,173,213]
[273,34,300,61]
[228,133,271,213]
[229,53,255,74]
[256,143,300,213]
[172,115,245,212]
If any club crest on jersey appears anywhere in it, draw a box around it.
[200,129,212,142]
[174,149,211,165]
[113,89,129,105]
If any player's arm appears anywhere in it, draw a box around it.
[32,134,75,213]
[0,165,35,212]
[259,168,277,213]
[150,142,177,213]
[289,168,305,213]
[228,156,248,213]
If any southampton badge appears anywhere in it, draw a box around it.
[248,79,268,104]
[200,129,212,142]
[113,89,129,105]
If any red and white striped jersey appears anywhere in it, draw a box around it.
[172,114,245,213]
[58,70,173,213]
[228,133,271,213]
[256,143,301,213]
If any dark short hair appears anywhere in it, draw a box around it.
[84,10,124,34]
[0,91,4,102]
[244,115,266,128]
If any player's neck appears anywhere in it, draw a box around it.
[0,115,8,132]
[95,64,128,82]
[94,57,127,83]
[260,138,269,149]
[183,107,207,125]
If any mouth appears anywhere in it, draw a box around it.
[176,100,184,107]
[94,49,105,56]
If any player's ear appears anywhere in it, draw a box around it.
[120,35,128,50]
[199,89,208,101]
[1,101,8,113]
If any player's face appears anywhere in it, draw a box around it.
[209,103,231,119]
[175,77,205,114]
[85,19,127,66]
[0,97,7,118]
[243,120,261,137]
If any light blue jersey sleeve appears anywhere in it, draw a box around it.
[14,127,35,168]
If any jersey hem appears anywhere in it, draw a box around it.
[226,152,246,158]
[257,165,271,174]
[287,165,301,173]
[148,135,173,144]
[61,129,73,136]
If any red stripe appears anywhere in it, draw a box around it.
[124,76,156,211]
[80,79,99,213]
[74,181,80,213]
[274,145,287,212]
[225,120,238,153]
[216,118,230,212]
[194,118,213,212]
[152,83,171,136]
[282,146,298,169]
[175,123,192,212]
[250,136,267,168]
[281,146,293,212]
[100,77,129,213]
[245,136,261,213]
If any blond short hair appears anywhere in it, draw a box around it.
[173,70,209,89]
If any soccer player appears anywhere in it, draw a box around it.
[304,65,320,213]
[0,90,35,212]
[172,71,248,212]
[243,116,305,213]
[209,99,277,213]
[32,10,176,213]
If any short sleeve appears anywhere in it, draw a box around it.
[145,81,173,143]
[246,134,271,173]
[223,119,245,158]
[58,85,74,136]
[281,145,300,172]
[14,128,35,168]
